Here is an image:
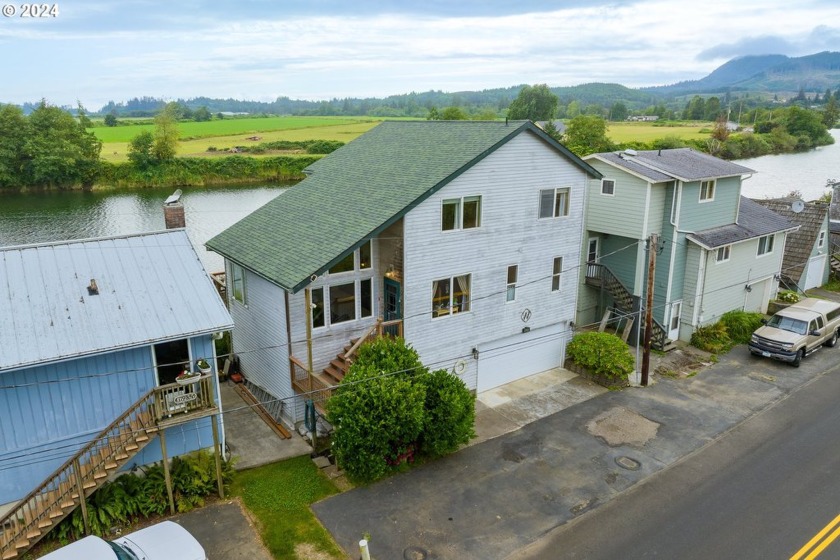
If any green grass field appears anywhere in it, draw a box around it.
[95,117,383,162]
[606,121,713,143]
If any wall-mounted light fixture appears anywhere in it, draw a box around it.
[471,347,479,360]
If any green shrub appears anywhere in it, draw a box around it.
[327,338,476,483]
[718,310,764,345]
[327,338,427,483]
[418,369,475,458]
[566,332,634,381]
[52,450,234,542]
[690,321,730,353]
[776,290,800,303]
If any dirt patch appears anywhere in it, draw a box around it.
[652,346,714,379]
[294,542,344,560]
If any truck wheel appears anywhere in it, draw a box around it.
[826,331,839,348]
[792,348,805,367]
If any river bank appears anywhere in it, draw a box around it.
[0,154,319,193]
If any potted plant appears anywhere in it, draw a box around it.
[195,358,211,375]
[175,369,202,385]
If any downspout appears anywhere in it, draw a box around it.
[574,173,591,330]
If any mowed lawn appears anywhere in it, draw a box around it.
[607,121,713,143]
[93,117,382,162]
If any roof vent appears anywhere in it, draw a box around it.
[624,149,637,157]
[87,279,99,296]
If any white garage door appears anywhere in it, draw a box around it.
[804,255,827,290]
[477,323,567,392]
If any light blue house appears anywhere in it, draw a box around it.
[0,230,232,554]
[578,148,796,344]
[208,120,600,426]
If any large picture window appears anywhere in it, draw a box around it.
[432,274,471,318]
[330,283,356,324]
[539,188,570,219]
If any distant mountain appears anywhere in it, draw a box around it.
[644,51,840,96]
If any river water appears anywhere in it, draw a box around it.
[737,129,840,201]
[0,130,838,271]
[0,185,287,272]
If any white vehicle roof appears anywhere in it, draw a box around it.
[39,536,116,560]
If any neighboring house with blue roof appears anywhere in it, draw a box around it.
[0,230,233,509]
[207,120,601,425]
[578,148,796,344]
[752,198,830,292]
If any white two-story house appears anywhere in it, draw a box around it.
[207,121,601,425]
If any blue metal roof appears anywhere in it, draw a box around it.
[0,230,233,372]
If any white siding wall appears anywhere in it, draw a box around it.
[227,265,293,420]
[403,132,586,390]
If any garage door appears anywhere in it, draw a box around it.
[477,323,567,392]
[803,255,827,290]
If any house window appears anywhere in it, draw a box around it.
[699,180,715,202]
[442,196,481,231]
[551,257,563,291]
[818,230,826,249]
[716,245,731,263]
[360,278,373,318]
[757,234,774,256]
[539,188,570,218]
[330,242,372,274]
[432,274,471,317]
[506,265,518,302]
[601,179,615,196]
[311,287,325,328]
[330,282,356,324]
[329,252,354,274]
[231,262,246,304]
[359,241,372,269]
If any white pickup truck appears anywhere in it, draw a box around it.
[749,298,840,367]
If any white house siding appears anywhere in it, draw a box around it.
[227,264,294,422]
[402,131,585,392]
[585,162,649,239]
[679,176,741,232]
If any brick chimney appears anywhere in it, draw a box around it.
[163,189,185,229]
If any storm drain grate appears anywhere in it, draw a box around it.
[615,456,641,470]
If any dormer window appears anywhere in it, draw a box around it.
[699,180,715,202]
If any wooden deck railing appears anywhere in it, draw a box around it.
[0,377,217,559]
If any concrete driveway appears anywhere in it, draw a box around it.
[172,500,272,560]
[312,345,836,559]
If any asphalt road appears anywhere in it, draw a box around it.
[513,358,840,560]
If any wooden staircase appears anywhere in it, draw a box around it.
[585,262,672,351]
[830,254,840,278]
[0,377,217,559]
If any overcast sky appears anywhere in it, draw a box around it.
[2,0,839,110]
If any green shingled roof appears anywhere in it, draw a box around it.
[206,120,599,293]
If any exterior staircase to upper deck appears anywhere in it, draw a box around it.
[0,377,218,559]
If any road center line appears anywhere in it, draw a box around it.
[791,512,840,560]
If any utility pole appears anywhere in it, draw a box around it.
[641,233,658,386]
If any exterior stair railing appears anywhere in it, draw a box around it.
[0,376,216,559]
[585,262,670,351]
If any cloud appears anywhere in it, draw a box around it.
[696,36,795,61]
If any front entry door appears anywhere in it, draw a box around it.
[383,277,402,336]
[588,237,599,264]
[668,301,682,340]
